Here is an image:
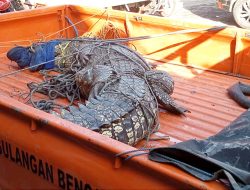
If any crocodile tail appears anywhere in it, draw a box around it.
[99,106,152,145]
[53,102,155,146]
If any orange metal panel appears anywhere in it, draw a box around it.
[0,5,66,54]
[67,5,250,77]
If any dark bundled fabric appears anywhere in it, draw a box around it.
[228,82,250,109]
[149,109,250,190]
[7,40,60,71]
[7,46,32,68]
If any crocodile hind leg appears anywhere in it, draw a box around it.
[145,70,188,115]
[153,84,188,115]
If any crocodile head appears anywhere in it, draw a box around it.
[75,66,94,98]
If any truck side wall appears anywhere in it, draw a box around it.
[66,5,250,78]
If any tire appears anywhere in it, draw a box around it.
[233,0,250,29]
[160,0,176,17]
[142,0,177,17]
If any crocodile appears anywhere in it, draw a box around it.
[7,38,188,145]
[55,39,188,145]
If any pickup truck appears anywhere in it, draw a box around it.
[0,4,249,189]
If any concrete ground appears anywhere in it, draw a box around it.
[171,0,238,27]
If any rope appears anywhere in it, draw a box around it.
[0,39,41,45]
[0,46,88,78]
[44,10,107,40]
[26,68,81,112]
[97,21,127,39]
[0,10,107,52]
[65,16,79,37]
[3,36,177,149]
[115,148,152,161]
[1,25,226,78]
[61,26,226,43]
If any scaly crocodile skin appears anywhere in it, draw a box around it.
[55,39,187,145]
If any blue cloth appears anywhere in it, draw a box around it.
[7,46,31,68]
[7,40,61,71]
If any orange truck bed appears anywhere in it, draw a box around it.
[0,5,249,189]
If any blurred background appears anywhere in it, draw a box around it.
[0,0,245,28]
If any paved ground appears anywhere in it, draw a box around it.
[171,0,238,27]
